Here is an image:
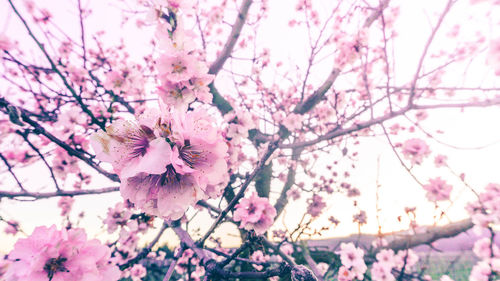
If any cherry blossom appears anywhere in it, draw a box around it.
[233,192,277,234]
[434,154,448,168]
[336,243,367,280]
[57,196,74,216]
[4,220,19,235]
[5,225,120,281]
[129,264,147,281]
[0,34,13,51]
[422,177,453,202]
[307,194,326,217]
[103,202,132,233]
[401,138,431,165]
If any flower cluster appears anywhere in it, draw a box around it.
[469,238,500,281]
[467,183,500,230]
[103,202,132,233]
[466,183,500,281]
[154,11,213,111]
[233,192,277,235]
[370,249,419,281]
[336,243,367,281]
[91,108,228,220]
[174,249,205,281]
[307,194,326,217]
[5,225,120,281]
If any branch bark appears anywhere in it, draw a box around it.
[384,218,473,253]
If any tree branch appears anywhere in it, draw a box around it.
[0,186,119,199]
[384,218,473,253]
[208,0,253,75]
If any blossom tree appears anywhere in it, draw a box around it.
[0,0,500,280]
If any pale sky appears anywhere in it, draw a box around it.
[1,0,500,254]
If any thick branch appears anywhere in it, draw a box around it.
[385,218,473,253]
[300,241,324,281]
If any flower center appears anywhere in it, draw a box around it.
[127,125,155,159]
[179,145,202,168]
[43,256,68,280]
[172,62,186,74]
[159,165,180,185]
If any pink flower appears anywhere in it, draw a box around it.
[467,183,500,229]
[67,65,87,87]
[155,21,197,52]
[233,193,277,235]
[103,202,132,233]
[336,243,367,280]
[473,238,499,259]
[157,80,195,110]
[250,250,269,270]
[469,261,491,281]
[353,210,367,225]
[440,276,454,281]
[282,113,302,131]
[52,148,80,181]
[423,178,452,201]
[371,262,395,281]
[174,248,205,280]
[286,188,301,200]
[57,196,74,216]
[4,220,19,235]
[307,194,326,217]
[415,111,428,121]
[90,110,172,179]
[337,243,365,270]
[280,242,294,255]
[188,73,214,103]
[317,262,329,276]
[103,71,128,92]
[156,65,213,110]
[121,172,204,220]
[394,249,419,269]
[5,225,120,281]
[0,34,13,51]
[129,264,147,281]
[337,266,355,281]
[157,52,198,83]
[434,154,448,168]
[376,249,395,267]
[169,108,229,193]
[402,138,430,165]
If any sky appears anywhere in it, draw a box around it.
[1,0,500,254]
